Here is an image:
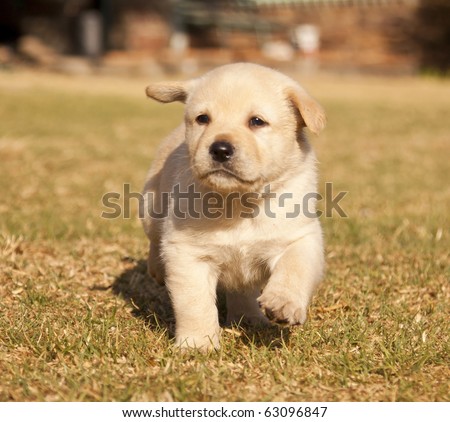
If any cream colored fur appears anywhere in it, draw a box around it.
[142,63,326,350]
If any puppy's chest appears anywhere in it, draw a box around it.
[203,226,288,288]
[214,242,273,289]
[178,217,298,287]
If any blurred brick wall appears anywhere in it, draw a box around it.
[257,3,417,71]
[112,2,418,72]
[5,0,446,74]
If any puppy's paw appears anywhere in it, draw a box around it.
[175,331,221,353]
[257,287,308,326]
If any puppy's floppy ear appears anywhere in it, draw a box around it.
[286,85,326,135]
[145,80,195,104]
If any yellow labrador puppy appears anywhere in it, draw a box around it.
[143,63,326,350]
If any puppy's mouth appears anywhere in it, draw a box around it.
[200,169,259,186]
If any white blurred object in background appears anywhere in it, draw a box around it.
[293,24,320,55]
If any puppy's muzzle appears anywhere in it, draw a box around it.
[209,140,234,163]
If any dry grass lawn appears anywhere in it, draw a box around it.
[0,69,449,401]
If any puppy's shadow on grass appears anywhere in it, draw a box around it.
[228,324,292,350]
[112,258,175,333]
[112,258,291,349]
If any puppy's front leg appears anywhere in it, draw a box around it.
[165,254,220,351]
[258,231,324,325]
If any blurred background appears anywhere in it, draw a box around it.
[0,0,449,76]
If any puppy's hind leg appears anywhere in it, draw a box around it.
[147,239,165,284]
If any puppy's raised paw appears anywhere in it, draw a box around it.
[257,287,308,326]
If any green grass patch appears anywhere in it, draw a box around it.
[0,70,449,401]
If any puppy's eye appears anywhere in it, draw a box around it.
[196,114,210,125]
[249,116,267,128]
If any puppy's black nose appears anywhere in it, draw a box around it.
[209,141,234,163]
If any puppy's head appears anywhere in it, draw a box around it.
[146,63,325,192]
